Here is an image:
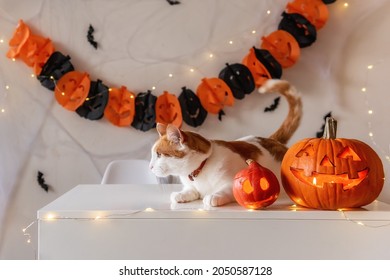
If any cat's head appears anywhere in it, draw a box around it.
[149,123,211,177]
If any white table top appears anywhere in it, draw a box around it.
[37,184,390,223]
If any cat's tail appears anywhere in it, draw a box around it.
[258,79,302,145]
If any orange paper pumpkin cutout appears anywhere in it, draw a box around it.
[261,30,300,68]
[54,71,91,111]
[233,159,280,209]
[104,86,135,127]
[7,20,54,74]
[196,78,234,114]
[242,48,274,87]
[6,20,31,59]
[286,0,329,30]
[156,91,183,128]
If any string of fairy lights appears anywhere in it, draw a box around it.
[0,1,389,250]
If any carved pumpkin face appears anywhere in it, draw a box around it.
[286,0,329,30]
[281,118,385,210]
[196,77,234,114]
[131,90,157,132]
[156,91,182,128]
[55,71,91,111]
[178,87,207,127]
[242,47,282,87]
[261,30,300,68]
[218,63,255,99]
[76,79,109,120]
[233,159,280,209]
[104,86,135,127]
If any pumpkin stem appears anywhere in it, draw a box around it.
[246,159,254,165]
[323,117,337,139]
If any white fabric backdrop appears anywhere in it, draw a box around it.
[0,0,389,259]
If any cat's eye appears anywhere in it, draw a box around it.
[156,152,161,158]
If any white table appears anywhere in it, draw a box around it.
[37,184,390,259]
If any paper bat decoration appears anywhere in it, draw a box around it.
[264,97,280,112]
[166,0,181,5]
[37,171,50,192]
[316,111,332,137]
[87,24,98,49]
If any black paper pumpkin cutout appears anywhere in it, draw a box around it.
[278,12,317,48]
[76,79,109,120]
[131,90,157,132]
[178,87,207,127]
[218,63,255,100]
[37,51,74,90]
[322,0,336,4]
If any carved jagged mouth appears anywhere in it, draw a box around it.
[290,168,369,191]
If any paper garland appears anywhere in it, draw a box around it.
[6,0,336,132]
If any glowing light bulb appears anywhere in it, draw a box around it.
[266,10,271,15]
[0,39,4,43]
[12,58,16,62]
[189,68,195,73]
[46,213,55,220]
[209,53,214,58]
[1,109,5,113]
[5,85,10,90]
[168,73,173,78]
[251,30,256,34]
[369,132,374,137]
[108,88,112,92]
[361,87,366,92]
[152,86,156,90]
[228,40,233,45]
[367,65,374,70]
[343,2,349,8]
[31,74,35,78]
[61,92,65,96]
[368,110,373,115]
[144,207,154,212]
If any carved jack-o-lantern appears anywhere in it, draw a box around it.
[281,117,385,210]
[196,77,234,115]
[233,159,280,209]
[104,86,135,127]
[261,30,300,68]
[156,91,183,128]
[242,47,282,87]
[54,71,91,111]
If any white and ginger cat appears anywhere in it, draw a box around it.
[149,79,302,207]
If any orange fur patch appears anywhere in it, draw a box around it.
[213,140,262,161]
[155,136,186,158]
[256,137,288,162]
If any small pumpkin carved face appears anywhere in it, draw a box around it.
[242,47,282,87]
[178,87,207,127]
[286,0,329,30]
[233,159,280,209]
[156,91,182,128]
[54,71,91,111]
[196,77,234,114]
[261,30,300,68]
[104,86,135,127]
[281,118,385,210]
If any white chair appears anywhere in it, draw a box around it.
[101,159,159,184]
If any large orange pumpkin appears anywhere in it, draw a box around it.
[233,159,280,209]
[281,117,385,210]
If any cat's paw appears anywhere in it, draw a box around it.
[203,193,233,207]
[170,190,200,203]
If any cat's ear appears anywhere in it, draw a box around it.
[156,123,167,137]
[166,124,184,144]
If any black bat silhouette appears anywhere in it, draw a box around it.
[87,24,98,49]
[316,111,332,138]
[264,97,280,112]
[37,171,50,192]
[166,0,181,5]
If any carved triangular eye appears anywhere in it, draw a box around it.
[320,155,334,167]
[337,146,361,161]
[296,144,314,157]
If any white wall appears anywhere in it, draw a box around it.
[0,0,389,259]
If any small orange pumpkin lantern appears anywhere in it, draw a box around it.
[233,159,280,209]
[54,71,91,111]
[286,0,329,30]
[261,30,300,68]
[104,86,135,127]
[156,91,183,128]
[281,117,385,210]
[196,77,234,115]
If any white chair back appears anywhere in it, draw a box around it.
[101,159,158,184]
